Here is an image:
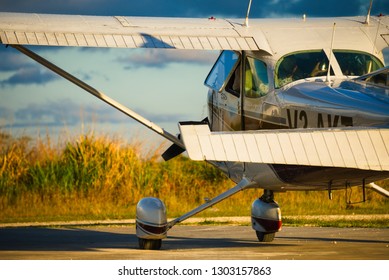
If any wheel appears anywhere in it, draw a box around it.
[256,231,275,242]
[138,237,162,250]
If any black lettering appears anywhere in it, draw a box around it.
[341,116,353,126]
[333,115,339,127]
[287,109,306,128]
[287,109,293,128]
[299,110,308,128]
[293,109,298,128]
[318,113,324,128]
[327,114,339,127]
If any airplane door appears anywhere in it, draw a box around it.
[221,93,241,131]
[220,62,242,131]
[243,56,280,130]
[205,51,242,132]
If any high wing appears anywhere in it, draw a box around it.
[1,12,389,57]
[0,12,265,52]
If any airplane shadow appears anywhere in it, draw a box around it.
[0,227,132,252]
[0,227,291,253]
[164,235,290,250]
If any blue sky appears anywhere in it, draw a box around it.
[1,0,389,145]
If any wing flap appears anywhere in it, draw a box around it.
[0,12,262,51]
[179,123,389,171]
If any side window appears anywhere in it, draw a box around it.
[205,50,240,92]
[244,57,269,98]
[334,50,383,76]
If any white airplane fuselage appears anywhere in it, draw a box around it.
[205,49,389,191]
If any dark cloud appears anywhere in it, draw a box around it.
[1,99,187,128]
[0,46,62,86]
[0,66,59,86]
[1,0,388,18]
[0,0,245,17]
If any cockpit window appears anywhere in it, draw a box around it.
[205,50,240,92]
[244,57,269,98]
[275,50,332,88]
[333,50,383,76]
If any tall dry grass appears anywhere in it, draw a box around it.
[0,130,387,223]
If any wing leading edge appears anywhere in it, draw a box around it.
[0,12,263,51]
[179,123,389,172]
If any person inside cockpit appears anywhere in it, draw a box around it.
[277,55,302,87]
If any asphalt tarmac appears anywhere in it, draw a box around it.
[0,225,388,260]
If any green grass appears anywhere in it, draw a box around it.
[282,216,389,228]
[0,130,388,225]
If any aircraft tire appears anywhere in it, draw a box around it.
[255,231,275,242]
[138,238,162,250]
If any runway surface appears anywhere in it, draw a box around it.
[0,225,388,260]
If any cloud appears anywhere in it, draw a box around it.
[1,99,187,128]
[117,49,218,69]
[0,66,59,87]
[0,0,294,18]
[0,47,61,86]
[0,48,31,71]
[0,0,110,14]
[1,0,388,18]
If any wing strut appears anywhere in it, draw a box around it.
[166,177,256,229]
[10,44,185,149]
[368,183,389,198]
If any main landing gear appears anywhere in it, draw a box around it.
[135,178,282,250]
[251,189,282,242]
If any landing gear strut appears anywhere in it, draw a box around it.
[251,189,281,242]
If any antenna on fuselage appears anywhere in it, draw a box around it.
[244,0,253,27]
[365,0,373,25]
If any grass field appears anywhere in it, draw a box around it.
[0,130,388,226]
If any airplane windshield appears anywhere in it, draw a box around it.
[333,50,383,76]
[205,50,239,92]
[275,50,332,88]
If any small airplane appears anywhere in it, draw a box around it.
[1,0,389,250]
